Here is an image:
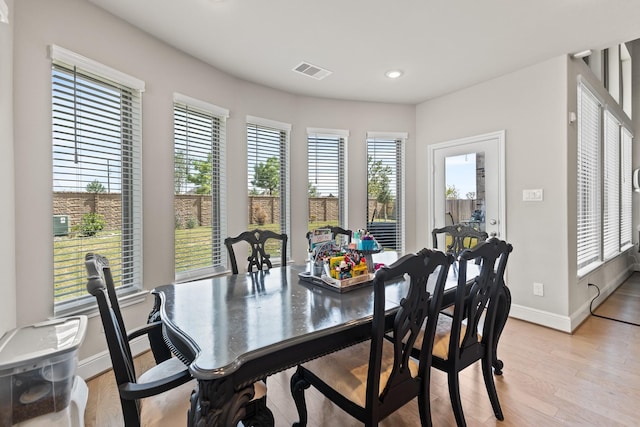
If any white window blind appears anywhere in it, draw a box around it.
[621,127,633,248]
[52,55,142,311]
[603,110,620,260]
[247,118,290,261]
[577,82,601,271]
[174,96,228,280]
[366,134,405,252]
[307,129,348,230]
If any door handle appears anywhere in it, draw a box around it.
[489,219,497,225]
[489,231,497,237]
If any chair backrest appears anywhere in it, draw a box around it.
[432,223,489,257]
[449,238,513,363]
[367,248,454,410]
[85,253,141,422]
[225,229,288,274]
[306,226,352,251]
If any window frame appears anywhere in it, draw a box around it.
[246,116,291,264]
[365,131,406,253]
[51,45,144,315]
[173,93,229,282]
[576,78,633,277]
[307,127,349,230]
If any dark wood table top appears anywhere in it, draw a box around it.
[152,258,467,383]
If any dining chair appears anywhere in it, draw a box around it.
[85,253,270,426]
[290,248,454,427]
[431,223,488,258]
[225,228,288,274]
[306,225,352,251]
[412,237,513,427]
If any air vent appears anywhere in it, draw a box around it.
[293,62,332,80]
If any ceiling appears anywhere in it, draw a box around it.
[88,0,640,105]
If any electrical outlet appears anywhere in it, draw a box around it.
[533,282,544,297]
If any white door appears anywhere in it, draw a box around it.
[428,130,505,244]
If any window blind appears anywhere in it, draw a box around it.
[247,119,290,261]
[307,131,347,229]
[620,127,633,248]
[577,82,601,270]
[366,136,405,252]
[603,110,620,260]
[174,99,227,280]
[52,60,142,310]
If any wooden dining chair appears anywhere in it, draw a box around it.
[290,248,454,427]
[85,253,269,426]
[431,223,488,258]
[306,225,352,251]
[412,238,513,427]
[225,228,288,274]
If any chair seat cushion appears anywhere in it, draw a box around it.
[138,357,196,427]
[300,339,418,408]
[431,315,481,360]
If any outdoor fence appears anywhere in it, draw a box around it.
[53,192,478,232]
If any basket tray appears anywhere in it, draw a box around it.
[298,271,375,293]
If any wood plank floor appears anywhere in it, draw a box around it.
[85,274,640,426]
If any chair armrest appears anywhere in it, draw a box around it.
[119,368,193,400]
[127,321,162,341]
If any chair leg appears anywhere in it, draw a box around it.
[290,367,311,427]
[418,373,433,427]
[447,371,466,427]
[481,355,504,420]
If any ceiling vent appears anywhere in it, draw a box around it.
[293,62,332,80]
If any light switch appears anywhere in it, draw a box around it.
[523,189,543,201]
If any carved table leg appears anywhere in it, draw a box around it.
[492,282,511,375]
[290,366,311,427]
[189,377,272,427]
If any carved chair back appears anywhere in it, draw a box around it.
[432,223,489,258]
[225,229,288,274]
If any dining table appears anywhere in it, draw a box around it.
[149,253,510,426]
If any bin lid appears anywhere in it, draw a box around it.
[0,316,88,370]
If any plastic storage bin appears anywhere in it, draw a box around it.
[0,316,87,426]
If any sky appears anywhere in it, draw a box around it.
[445,153,476,198]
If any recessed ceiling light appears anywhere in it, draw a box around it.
[385,70,403,79]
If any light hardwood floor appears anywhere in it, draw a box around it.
[85,273,640,426]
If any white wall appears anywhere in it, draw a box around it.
[414,54,636,332]
[416,57,573,330]
[0,0,16,337]
[12,0,415,365]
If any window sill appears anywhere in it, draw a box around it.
[577,261,604,279]
[54,289,149,319]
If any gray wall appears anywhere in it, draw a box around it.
[12,0,414,362]
[416,55,635,331]
[0,0,16,337]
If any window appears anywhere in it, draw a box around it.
[174,94,228,281]
[247,116,291,262]
[366,132,406,252]
[603,110,620,260]
[576,79,633,275]
[51,46,143,313]
[621,128,633,248]
[307,128,348,231]
[577,82,601,272]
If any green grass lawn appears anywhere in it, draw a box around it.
[55,222,305,301]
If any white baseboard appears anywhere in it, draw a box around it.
[509,304,572,332]
[77,336,150,380]
[511,266,633,333]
